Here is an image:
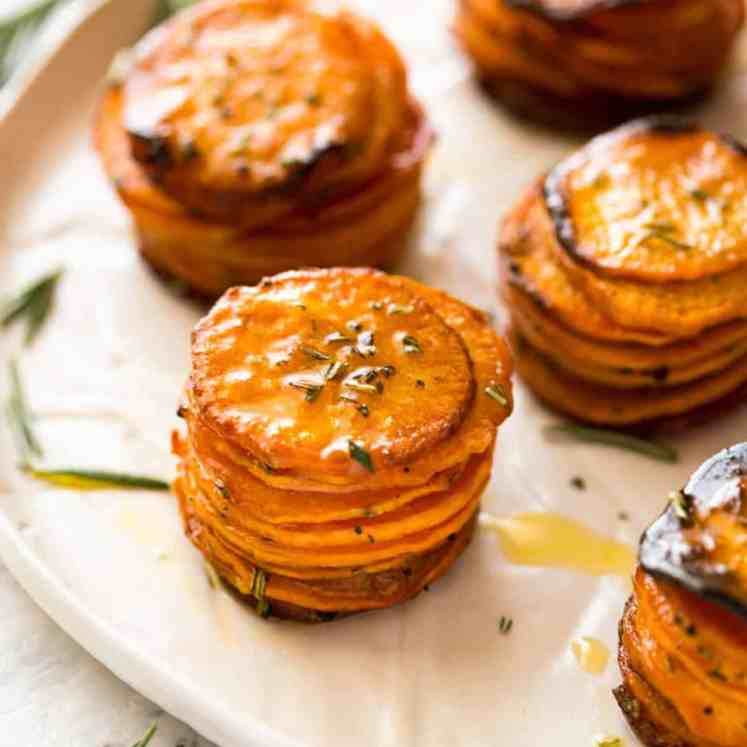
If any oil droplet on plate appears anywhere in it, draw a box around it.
[478,511,635,577]
[571,636,609,675]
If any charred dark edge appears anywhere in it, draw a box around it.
[639,443,747,621]
[543,117,747,273]
[503,0,646,23]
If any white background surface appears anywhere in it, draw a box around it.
[1,1,747,746]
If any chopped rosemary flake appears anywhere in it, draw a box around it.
[300,344,331,361]
[349,439,374,472]
[325,331,352,345]
[356,403,369,417]
[691,189,710,202]
[324,361,347,381]
[23,468,169,491]
[498,616,513,635]
[369,301,384,311]
[669,490,692,522]
[1,268,63,345]
[306,93,321,106]
[643,220,675,232]
[402,335,421,354]
[6,358,42,465]
[344,380,379,394]
[352,368,378,383]
[293,301,307,310]
[214,480,230,498]
[570,476,586,490]
[288,378,323,401]
[252,568,271,618]
[130,723,157,747]
[545,423,678,463]
[645,230,693,251]
[485,384,509,407]
[387,303,414,315]
[379,365,396,378]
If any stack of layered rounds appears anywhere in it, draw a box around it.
[499,117,747,430]
[172,268,513,621]
[94,0,432,298]
[455,0,744,129]
[615,443,747,747]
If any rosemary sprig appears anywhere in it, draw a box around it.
[130,723,157,747]
[1,268,63,345]
[23,468,169,491]
[545,423,678,463]
[348,439,374,472]
[6,358,42,466]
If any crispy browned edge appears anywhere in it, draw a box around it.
[544,116,747,271]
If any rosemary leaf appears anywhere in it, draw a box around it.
[131,723,157,747]
[348,439,374,472]
[545,423,678,463]
[24,468,169,491]
[485,384,509,407]
[6,358,42,464]
[645,230,693,252]
[402,335,421,354]
[299,344,331,361]
[1,268,63,345]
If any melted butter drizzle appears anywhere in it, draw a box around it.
[570,636,610,675]
[478,511,635,578]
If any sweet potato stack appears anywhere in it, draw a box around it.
[455,0,744,129]
[172,268,513,621]
[94,0,431,298]
[499,117,747,430]
[616,443,747,747]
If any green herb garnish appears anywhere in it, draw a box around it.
[669,490,692,522]
[130,723,157,747]
[402,335,421,354]
[545,423,678,463]
[288,378,323,401]
[323,361,347,381]
[6,358,42,466]
[595,737,623,747]
[325,331,352,345]
[485,384,508,407]
[498,616,513,635]
[344,380,379,394]
[349,439,374,472]
[387,303,414,315]
[1,268,63,345]
[300,345,331,361]
[252,568,270,618]
[645,230,693,251]
[690,189,710,202]
[23,468,169,491]
[643,220,675,232]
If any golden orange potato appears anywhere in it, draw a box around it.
[455,0,744,130]
[499,118,747,429]
[616,444,747,746]
[173,268,513,620]
[93,0,432,297]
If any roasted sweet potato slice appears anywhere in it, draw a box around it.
[545,117,747,282]
[511,330,747,426]
[617,445,747,746]
[123,0,408,226]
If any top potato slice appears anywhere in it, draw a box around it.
[546,117,747,282]
[191,269,480,485]
[123,0,407,226]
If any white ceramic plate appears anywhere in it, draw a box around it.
[1,2,746,746]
